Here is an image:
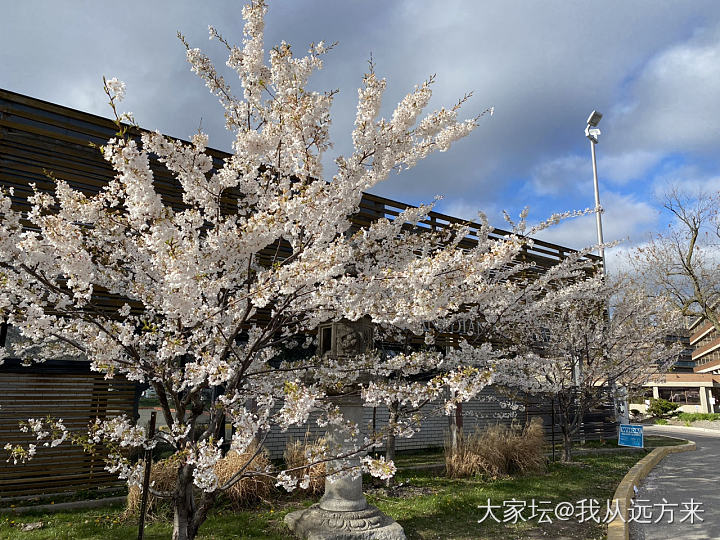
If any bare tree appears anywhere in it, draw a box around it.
[631,187,720,332]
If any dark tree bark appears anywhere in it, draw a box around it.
[557,389,585,463]
[385,401,399,487]
[448,401,463,455]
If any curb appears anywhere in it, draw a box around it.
[606,439,696,540]
[0,496,127,515]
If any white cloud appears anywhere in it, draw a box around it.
[528,149,661,200]
[439,200,488,223]
[599,151,661,185]
[530,155,587,196]
[605,241,654,278]
[534,191,659,250]
[611,26,720,156]
[651,164,720,200]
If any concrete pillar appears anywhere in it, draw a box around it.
[284,319,405,539]
[318,395,367,512]
[700,387,710,413]
[284,393,406,539]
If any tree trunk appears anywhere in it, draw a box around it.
[189,491,217,540]
[448,402,463,454]
[561,430,573,462]
[385,402,399,487]
[557,389,584,463]
[172,466,196,540]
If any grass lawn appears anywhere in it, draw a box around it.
[564,435,686,450]
[0,450,647,540]
[392,448,444,468]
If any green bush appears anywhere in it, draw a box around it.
[646,398,680,419]
[676,412,720,422]
[655,418,668,425]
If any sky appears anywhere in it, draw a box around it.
[3,1,720,268]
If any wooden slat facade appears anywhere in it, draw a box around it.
[0,359,139,500]
[0,88,600,271]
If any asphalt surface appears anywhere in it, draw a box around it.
[630,426,720,540]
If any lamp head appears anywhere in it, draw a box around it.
[587,110,603,127]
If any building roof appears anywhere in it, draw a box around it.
[646,372,720,385]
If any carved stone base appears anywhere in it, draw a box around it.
[284,503,406,540]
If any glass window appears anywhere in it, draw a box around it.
[658,387,701,404]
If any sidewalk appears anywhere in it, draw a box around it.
[630,425,720,540]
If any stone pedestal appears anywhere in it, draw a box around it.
[284,395,405,540]
[284,504,405,540]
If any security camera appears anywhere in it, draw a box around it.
[585,125,601,143]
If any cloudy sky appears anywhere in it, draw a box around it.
[3,1,720,266]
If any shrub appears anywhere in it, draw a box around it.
[676,412,720,422]
[445,418,545,479]
[283,433,327,495]
[646,398,681,419]
[655,418,668,425]
[124,454,180,519]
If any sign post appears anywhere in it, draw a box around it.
[618,424,643,448]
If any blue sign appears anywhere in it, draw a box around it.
[618,424,644,448]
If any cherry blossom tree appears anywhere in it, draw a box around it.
[365,237,607,466]
[1,1,599,538]
[511,273,682,462]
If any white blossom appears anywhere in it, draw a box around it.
[105,77,126,102]
[362,455,396,480]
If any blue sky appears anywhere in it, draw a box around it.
[3,1,720,267]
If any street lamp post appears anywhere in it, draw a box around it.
[585,110,606,275]
[585,111,629,428]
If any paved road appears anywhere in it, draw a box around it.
[630,426,720,539]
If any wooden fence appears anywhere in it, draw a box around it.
[524,390,619,443]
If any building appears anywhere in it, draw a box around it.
[667,331,694,373]
[689,318,720,374]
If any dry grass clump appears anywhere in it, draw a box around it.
[124,453,180,519]
[214,443,274,509]
[445,418,545,479]
[283,434,327,495]
[124,443,273,519]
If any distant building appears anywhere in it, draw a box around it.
[667,331,694,373]
[688,318,720,374]
[630,323,720,415]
